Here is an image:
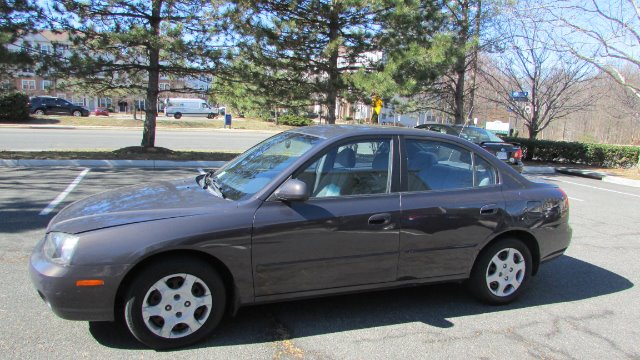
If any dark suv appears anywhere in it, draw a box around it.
[29,96,90,117]
[416,123,524,172]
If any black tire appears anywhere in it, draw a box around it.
[123,257,226,349]
[174,113,182,119]
[468,238,532,305]
[34,109,45,115]
[72,110,82,117]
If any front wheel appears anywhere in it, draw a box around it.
[174,112,182,119]
[123,257,226,349]
[72,110,82,117]
[468,238,532,305]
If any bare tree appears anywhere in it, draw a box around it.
[480,14,592,141]
[545,0,640,100]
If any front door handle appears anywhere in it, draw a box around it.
[368,213,391,225]
[480,204,499,215]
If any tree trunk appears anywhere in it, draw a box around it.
[325,4,340,125]
[141,0,162,148]
[454,67,466,124]
[453,2,470,125]
[467,0,482,121]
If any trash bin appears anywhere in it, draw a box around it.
[224,114,232,128]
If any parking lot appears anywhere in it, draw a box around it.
[0,166,638,359]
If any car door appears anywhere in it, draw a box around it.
[53,98,70,115]
[252,137,401,297]
[398,137,504,280]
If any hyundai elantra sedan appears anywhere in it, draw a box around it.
[30,125,571,349]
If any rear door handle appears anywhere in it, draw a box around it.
[368,213,391,225]
[480,204,499,215]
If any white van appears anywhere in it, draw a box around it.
[164,98,220,119]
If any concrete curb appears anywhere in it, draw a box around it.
[522,166,556,175]
[0,159,226,168]
[555,167,607,180]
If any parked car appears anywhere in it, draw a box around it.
[93,107,109,116]
[30,125,571,349]
[29,96,90,117]
[416,123,524,172]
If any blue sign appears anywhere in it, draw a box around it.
[510,91,529,101]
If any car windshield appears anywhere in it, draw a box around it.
[212,131,322,201]
[457,127,503,143]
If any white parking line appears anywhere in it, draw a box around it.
[197,168,206,175]
[545,177,640,199]
[568,197,584,202]
[39,168,91,216]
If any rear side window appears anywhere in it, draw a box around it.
[474,155,498,187]
[405,139,496,191]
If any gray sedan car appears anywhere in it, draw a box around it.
[30,125,572,349]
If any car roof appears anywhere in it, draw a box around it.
[291,125,456,140]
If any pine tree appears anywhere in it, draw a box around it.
[49,0,226,147]
[229,0,382,124]
[0,0,42,80]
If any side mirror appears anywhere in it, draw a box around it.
[274,179,309,202]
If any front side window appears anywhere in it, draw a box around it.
[213,131,322,200]
[294,138,392,198]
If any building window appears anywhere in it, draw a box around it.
[42,80,52,90]
[159,83,170,91]
[99,97,112,108]
[72,96,86,106]
[1,82,13,90]
[22,80,36,90]
[39,44,52,54]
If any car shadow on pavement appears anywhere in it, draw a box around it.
[88,255,633,351]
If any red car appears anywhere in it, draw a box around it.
[93,107,109,116]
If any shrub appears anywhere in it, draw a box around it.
[0,92,30,121]
[503,137,640,168]
[278,114,313,127]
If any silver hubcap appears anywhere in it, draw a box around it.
[142,273,212,339]
[486,248,526,297]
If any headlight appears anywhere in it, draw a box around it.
[43,232,79,266]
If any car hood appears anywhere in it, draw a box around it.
[48,178,229,234]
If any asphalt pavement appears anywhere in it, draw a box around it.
[0,127,274,151]
[0,167,639,359]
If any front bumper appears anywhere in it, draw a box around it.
[29,244,129,321]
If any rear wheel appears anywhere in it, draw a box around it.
[123,257,226,349]
[468,238,532,304]
[174,112,182,119]
[72,110,82,117]
[34,109,45,115]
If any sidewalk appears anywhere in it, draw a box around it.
[524,165,640,188]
